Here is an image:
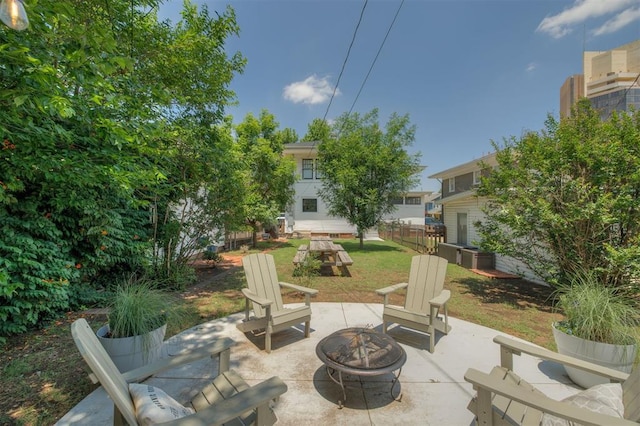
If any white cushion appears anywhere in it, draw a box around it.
[129,383,195,425]
[541,383,624,426]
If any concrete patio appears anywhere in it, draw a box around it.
[57,302,583,426]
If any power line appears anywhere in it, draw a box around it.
[321,0,368,124]
[348,0,404,115]
[297,0,370,200]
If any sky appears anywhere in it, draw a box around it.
[157,0,640,191]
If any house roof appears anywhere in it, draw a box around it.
[428,152,498,180]
[282,141,319,154]
[435,189,477,204]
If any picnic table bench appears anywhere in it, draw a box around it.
[292,238,353,275]
[293,244,308,264]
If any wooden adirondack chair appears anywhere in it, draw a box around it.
[71,318,287,425]
[465,335,640,426]
[375,255,450,353]
[237,253,318,353]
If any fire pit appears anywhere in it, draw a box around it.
[316,327,406,407]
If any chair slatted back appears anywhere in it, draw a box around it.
[71,318,139,425]
[242,253,285,318]
[404,255,448,314]
[623,366,640,421]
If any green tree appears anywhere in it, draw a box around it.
[140,3,246,285]
[477,99,640,287]
[318,109,422,248]
[0,0,245,337]
[302,118,332,143]
[274,127,299,145]
[236,110,297,246]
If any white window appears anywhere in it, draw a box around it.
[473,170,481,185]
[448,177,455,192]
[302,198,317,212]
[302,159,314,179]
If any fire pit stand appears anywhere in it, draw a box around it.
[315,327,407,408]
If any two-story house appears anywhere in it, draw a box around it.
[282,142,429,237]
[428,153,497,247]
[428,153,541,282]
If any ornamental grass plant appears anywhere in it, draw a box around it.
[107,278,179,338]
[554,269,640,346]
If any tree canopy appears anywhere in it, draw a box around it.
[477,99,640,287]
[318,109,422,248]
[235,110,297,245]
[302,118,332,143]
[0,0,245,339]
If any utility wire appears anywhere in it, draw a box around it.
[348,0,404,115]
[321,0,368,124]
[296,0,369,201]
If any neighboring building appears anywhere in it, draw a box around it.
[424,192,442,220]
[428,153,497,248]
[562,39,640,119]
[282,142,428,236]
[428,153,541,283]
[386,191,433,226]
[559,74,584,118]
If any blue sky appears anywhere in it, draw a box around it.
[158,0,640,191]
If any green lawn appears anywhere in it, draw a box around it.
[0,238,561,425]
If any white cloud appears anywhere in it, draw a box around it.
[536,0,637,38]
[592,6,640,35]
[282,75,339,105]
[526,62,537,72]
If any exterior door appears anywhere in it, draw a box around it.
[457,212,468,246]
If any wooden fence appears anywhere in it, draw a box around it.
[378,222,445,254]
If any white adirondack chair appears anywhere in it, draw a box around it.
[376,255,450,353]
[237,253,318,353]
[465,335,640,426]
[71,318,287,425]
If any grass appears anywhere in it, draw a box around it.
[0,238,561,425]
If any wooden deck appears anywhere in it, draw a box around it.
[469,269,520,279]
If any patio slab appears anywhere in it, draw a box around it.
[56,302,582,426]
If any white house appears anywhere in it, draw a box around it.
[428,153,541,282]
[282,142,429,237]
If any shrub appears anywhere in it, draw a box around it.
[0,215,77,343]
[293,255,322,287]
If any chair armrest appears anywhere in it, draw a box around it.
[464,368,636,426]
[163,376,288,426]
[121,338,235,384]
[241,288,273,307]
[375,282,408,296]
[493,335,629,382]
[279,281,319,295]
[429,289,450,307]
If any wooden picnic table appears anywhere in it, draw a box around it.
[293,237,353,275]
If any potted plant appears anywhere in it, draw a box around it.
[552,269,639,388]
[97,278,178,372]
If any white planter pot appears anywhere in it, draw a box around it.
[97,324,166,373]
[552,322,637,389]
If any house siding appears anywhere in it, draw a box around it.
[283,143,428,234]
[444,172,476,198]
[441,196,486,246]
[442,196,544,284]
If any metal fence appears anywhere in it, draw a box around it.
[378,222,445,254]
